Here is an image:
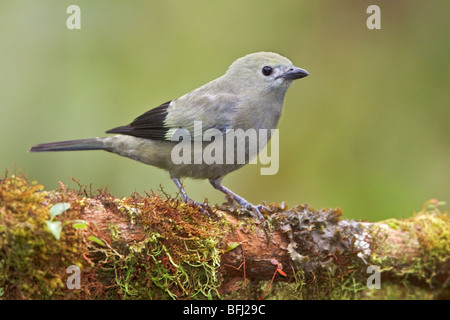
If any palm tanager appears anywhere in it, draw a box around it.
[29,52,309,220]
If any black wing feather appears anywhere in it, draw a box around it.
[106,101,171,140]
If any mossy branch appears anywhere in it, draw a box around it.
[1,174,449,299]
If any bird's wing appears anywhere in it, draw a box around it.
[106,92,239,141]
[105,100,171,140]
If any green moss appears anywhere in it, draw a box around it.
[0,172,227,299]
[366,200,450,299]
[98,193,227,300]
[2,172,448,299]
[0,173,97,299]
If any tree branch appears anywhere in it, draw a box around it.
[1,175,448,299]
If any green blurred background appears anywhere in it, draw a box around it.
[1,0,449,221]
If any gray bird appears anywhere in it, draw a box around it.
[29,52,309,220]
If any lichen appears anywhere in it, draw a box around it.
[266,204,368,299]
[218,202,371,300]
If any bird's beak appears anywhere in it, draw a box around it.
[281,67,309,80]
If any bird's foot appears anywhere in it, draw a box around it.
[220,195,266,221]
[256,204,268,212]
[243,203,265,221]
[184,198,215,217]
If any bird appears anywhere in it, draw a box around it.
[29,52,309,220]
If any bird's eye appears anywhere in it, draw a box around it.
[262,66,273,76]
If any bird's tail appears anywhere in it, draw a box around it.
[29,138,110,152]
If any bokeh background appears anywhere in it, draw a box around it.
[1,0,449,221]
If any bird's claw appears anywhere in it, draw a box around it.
[256,204,267,211]
[245,203,265,221]
[184,199,215,217]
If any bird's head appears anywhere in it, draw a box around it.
[225,52,309,94]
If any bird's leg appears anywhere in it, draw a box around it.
[172,178,215,217]
[172,178,194,203]
[209,178,264,220]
